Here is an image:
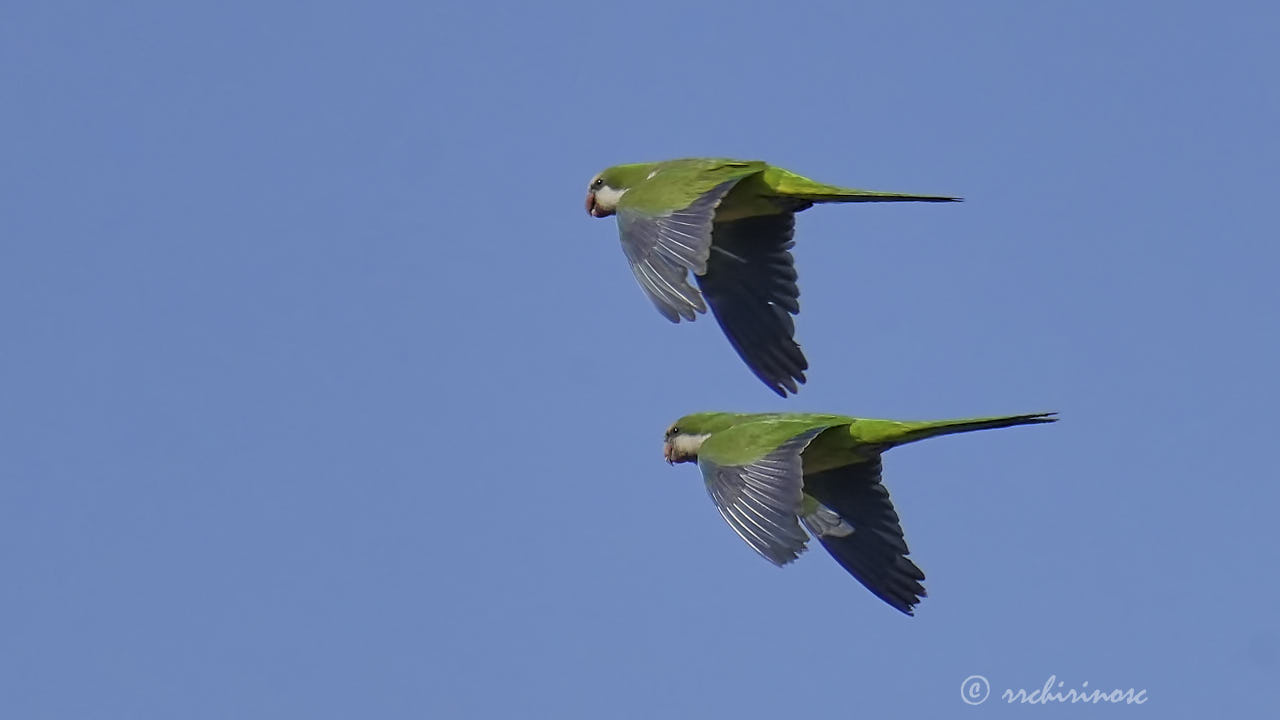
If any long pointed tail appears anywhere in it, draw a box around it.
[893,412,1058,446]
[851,412,1057,447]
[798,189,961,204]
[757,165,962,202]
[763,167,961,203]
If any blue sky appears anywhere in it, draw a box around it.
[2,1,1277,717]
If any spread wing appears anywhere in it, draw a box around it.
[696,213,807,397]
[616,180,740,322]
[801,459,926,615]
[698,428,826,566]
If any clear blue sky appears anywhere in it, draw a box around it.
[3,1,1277,717]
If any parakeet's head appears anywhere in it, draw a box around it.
[662,424,709,465]
[585,163,653,218]
[662,412,745,464]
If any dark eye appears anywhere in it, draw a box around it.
[670,426,679,436]
[591,178,603,188]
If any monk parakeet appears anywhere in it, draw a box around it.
[662,410,1057,614]
[586,158,958,396]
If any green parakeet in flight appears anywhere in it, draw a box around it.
[586,158,958,396]
[662,410,1057,614]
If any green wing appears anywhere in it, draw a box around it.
[613,159,810,395]
[698,416,848,466]
[616,180,736,321]
[699,428,822,566]
[697,418,844,566]
[615,160,765,322]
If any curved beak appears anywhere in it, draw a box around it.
[663,440,674,465]
[585,191,596,217]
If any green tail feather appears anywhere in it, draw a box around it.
[794,190,961,204]
[894,412,1058,446]
[759,166,961,203]
[846,412,1057,447]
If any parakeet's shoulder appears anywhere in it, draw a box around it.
[693,413,854,466]
[659,157,766,171]
[606,157,765,189]
[593,157,768,214]
[651,158,767,183]
[675,411,853,433]
[741,412,856,429]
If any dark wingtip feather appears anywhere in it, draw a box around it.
[819,535,927,616]
[804,460,927,615]
[697,213,809,396]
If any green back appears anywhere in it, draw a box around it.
[605,158,765,215]
[684,412,854,467]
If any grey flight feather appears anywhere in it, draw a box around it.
[801,502,854,538]
[700,428,825,566]
[616,180,741,322]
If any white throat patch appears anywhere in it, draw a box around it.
[593,184,629,212]
[671,433,711,458]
